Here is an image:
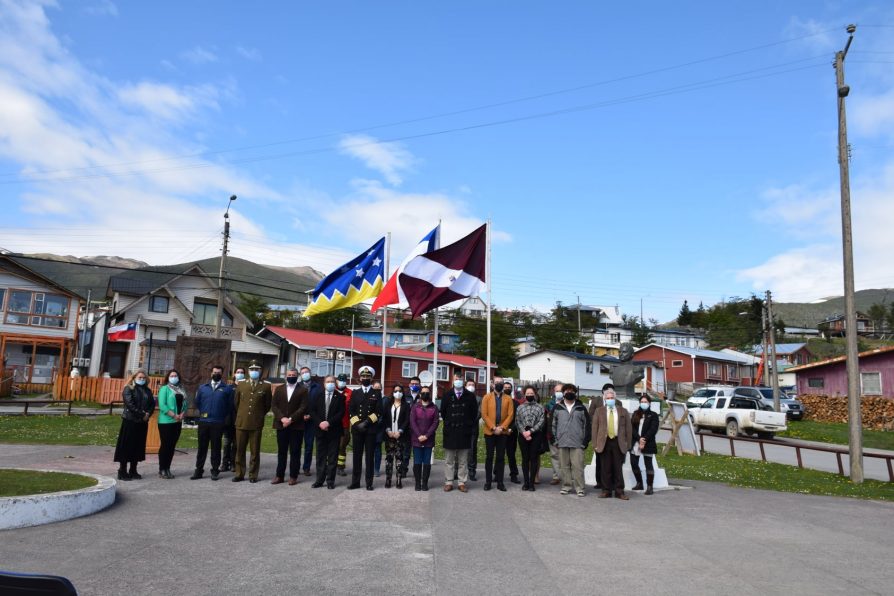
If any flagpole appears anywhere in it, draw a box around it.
[350,314,355,383]
[485,218,492,387]
[380,232,391,388]
[431,220,442,402]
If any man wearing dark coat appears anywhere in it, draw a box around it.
[347,365,382,490]
[441,373,478,493]
[310,375,346,489]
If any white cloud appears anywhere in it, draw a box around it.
[338,134,415,186]
[852,88,894,138]
[181,45,217,65]
[236,45,262,61]
[84,0,117,17]
[117,81,217,121]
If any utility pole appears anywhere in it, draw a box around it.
[766,290,780,412]
[759,305,768,386]
[215,195,237,339]
[576,294,581,333]
[835,24,863,483]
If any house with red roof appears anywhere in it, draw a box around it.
[257,326,494,393]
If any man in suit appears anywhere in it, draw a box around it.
[233,361,273,483]
[441,372,478,493]
[592,383,632,500]
[348,365,382,490]
[311,375,346,489]
[587,390,605,489]
[298,366,323,476]
[502,380,522,484]
[335,373,353,476]
[480,375,515,491]
[271,367,308,486]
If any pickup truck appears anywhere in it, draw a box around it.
[731,386,804,421]
[686,386,736,409]
[689,395,788,439]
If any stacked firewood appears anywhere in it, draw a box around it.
[800,394,894,430]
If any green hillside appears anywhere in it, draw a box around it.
[772,288,894,328]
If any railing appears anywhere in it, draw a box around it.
[53,376,166,403]
[696,432,894,482]
[190,323,245,341]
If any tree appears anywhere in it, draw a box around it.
[888,303,894,335]
[677,300,693,326]
[700,295,763,349]
[296,307,370,335]
[868,303,887,334]
[624,315,653,347]
[531,306,587,352]
[452,312,518,374]
[237,293,269,331]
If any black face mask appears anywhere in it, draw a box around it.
[494,383,504,393]
[361,378,371,387]
[503,387,513,395]
[525,395,536,402]
[564,392,576,401]
[211,373,222,383]
[286,376,298,385]
[420,393,431,402]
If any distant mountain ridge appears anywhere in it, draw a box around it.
[11,253,324,304]
[772,288,893,328]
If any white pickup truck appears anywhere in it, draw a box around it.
[689,394,787,439]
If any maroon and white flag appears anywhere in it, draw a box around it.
[399,223,487,317]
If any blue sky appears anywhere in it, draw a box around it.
[1,1,893,322]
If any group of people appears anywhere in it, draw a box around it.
[113,364,660,498]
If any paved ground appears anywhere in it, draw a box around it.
[1,444,892,595]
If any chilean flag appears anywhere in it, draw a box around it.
[370,224,440,312]
[108,322,137,342]
[399,223,486,318]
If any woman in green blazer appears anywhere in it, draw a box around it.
[157,368,189,479]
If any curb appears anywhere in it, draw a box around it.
[0,470,117,530]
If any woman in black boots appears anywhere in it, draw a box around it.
[156,368,188,478]
[630,395,659,495]
[382,384,410,488]
[515,386,545,491]
[113,369,155,480]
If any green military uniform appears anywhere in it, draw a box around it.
[233,377,273,481]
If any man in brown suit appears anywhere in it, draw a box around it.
[271,367,308,485]
[233,361,273,483]
[592,383,632,500]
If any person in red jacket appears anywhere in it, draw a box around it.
[335,373,353,475]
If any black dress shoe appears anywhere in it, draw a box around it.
[327,482,335,489]
[210,470,220,481]
[522,484,530,491]
[311,481,324,488]
[303,469,312,476]
[190,470,203,480]
[347,483,361,490]
[366,485,374,491]
[117,471,132,481]
[510,476,520,484]
[497,483,507,491]
[232,476,244,482]
[483,482,492,491]
[249,478,258,483]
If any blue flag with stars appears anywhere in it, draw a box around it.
[304,237,386,316]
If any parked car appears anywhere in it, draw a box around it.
[732,386,804,421]
[689,394,788,439]
[686,386,736,409]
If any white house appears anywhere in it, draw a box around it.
[89,265,279,378]
[518,350,617,395]
[456,296,487,318]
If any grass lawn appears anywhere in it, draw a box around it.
[778,420,894,451]
[0,469,97,497]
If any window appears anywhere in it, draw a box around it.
[610,333,621,343]
[727,365,739,380]
[193,300,233,326]
[716,398,727,409]
[671,360,684,367]
[464,371,476,382]
[701,398,715,409]
[149,295,169,313]
[706,362,721,379]
[429,364,448,381]
[861,372,882,395]
[585,362,594,374]
[0,288,5,310]
[478,368,486,384]
[139,345,175,376]
[401,361,418,378]
[808,378,824,388]
[4,289,69,328]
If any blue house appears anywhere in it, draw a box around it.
[353,327,460,353]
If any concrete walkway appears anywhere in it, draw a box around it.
[0,444,892,595]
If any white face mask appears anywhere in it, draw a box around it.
[466,385,475,393]
[394,392,403,399]
[453,380,464,389]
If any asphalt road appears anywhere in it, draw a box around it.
[1,444,892,595]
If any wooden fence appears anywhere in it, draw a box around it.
[53,375,166,403]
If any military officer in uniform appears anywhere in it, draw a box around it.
[233,361,273,483]
[348,365,382,491]
[222,366,245,472]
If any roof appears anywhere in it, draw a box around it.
[517,349,621,364]
[786,345,894,373]
[635,343,755,365]
[751,343,808,355]
[353,327,458,336]
[1,255,85,300]
[259,326,493,368]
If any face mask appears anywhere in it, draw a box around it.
[234,373,245,381]
[605,399,615,408]
[453,380,464,389]
[301,372,311,382]
[361,378,371,387]
[249,370,260,380]
[286,376,298,385]
[337,380,346,389]
[564,392,576,401]
[409,384,420,393]
[494,383,504,393]
[466,385,475,393]
[135,378,146,386]
[420,393,431,402]
[554,391,563,400]
[169,376,179,385]
[394,391,403,399]
[325,382,335,392]
[640,402,650,410]
[525,394,536,402]
[211,373,222,383]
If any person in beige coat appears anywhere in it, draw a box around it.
[592,384,632,500]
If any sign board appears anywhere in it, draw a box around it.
[418,370,434,387]
[661,400,700,456]
[315,349,331,359]
[336,351,346,360]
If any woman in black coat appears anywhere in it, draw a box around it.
[382,384,410,489]
[113,369,156,480]
[630,395,659,494]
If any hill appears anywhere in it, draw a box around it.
[772,288,894,327]
[10,253,324,304]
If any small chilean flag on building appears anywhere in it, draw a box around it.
[107,322,137,342]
